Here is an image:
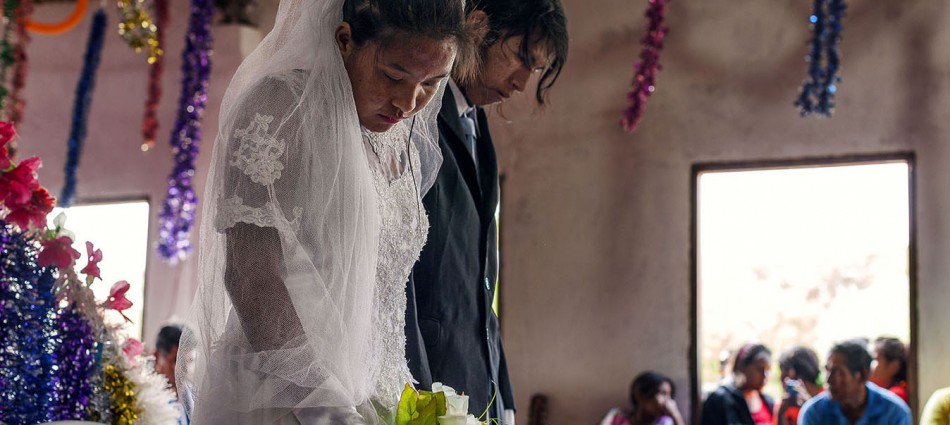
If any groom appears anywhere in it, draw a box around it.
[405,0,569,423]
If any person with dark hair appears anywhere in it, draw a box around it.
[599,372,685,425]
[701,344,775,425]
[154,324,183,393]
[870,337,910,404]
[775,346,823,425]
[178,0,476,422]
[405,0,569,423]
[799,340,911,425]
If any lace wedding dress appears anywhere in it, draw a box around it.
[178,0,445,420]
[181,69,436,424]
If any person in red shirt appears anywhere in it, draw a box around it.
[775,346,824,425]
[701,344,775,425]
[870,337,910,404]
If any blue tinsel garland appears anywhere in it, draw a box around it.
[795,0,846,117]
[0,220,61,424]
[157,0,213,261]
[59,9,107,207]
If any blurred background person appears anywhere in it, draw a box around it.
[869,337,909,404]
[600,371,685,425]
[799,340,910,425]
[701,344,774,425]
[775,346,823,425]
[922,387,950,425]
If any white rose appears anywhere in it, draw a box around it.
[432,382,458,397]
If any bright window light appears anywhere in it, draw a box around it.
[49,200,150,340]
[697,161,911,398]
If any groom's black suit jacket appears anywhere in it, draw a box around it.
[405,88,515,419]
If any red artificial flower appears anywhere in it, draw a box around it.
[0,156,41,208]
[0,122,15,170]
[5,187,55,230]
[80,241,103,281]
[104,280,134,322]
[38,235,81,270]
[0,121,16,145]
[0,144,8,171]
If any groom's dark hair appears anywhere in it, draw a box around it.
[468,0,569,106]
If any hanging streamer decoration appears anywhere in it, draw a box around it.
[157,0,213,261]
[7,0,33,127]
[0,0,20,114]
[116,0,162,63]
[794,0,846,117]
[620,0,669,133]
[141,0,168,151]
[59,9,107,207]
[24,0,87,35]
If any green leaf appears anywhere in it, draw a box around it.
[397,384,420,425]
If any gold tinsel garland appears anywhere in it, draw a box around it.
[116,0,161,63]
[103,363,141,425]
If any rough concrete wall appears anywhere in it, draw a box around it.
[489,1,950,423]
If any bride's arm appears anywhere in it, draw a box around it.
[224,222,304,352]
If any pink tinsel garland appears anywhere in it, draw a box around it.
[620,0,668,133]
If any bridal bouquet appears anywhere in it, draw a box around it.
[396,382,492,425]
[0,122,178,424]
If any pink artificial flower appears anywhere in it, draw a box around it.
[122,338,144,362]
[38,235,81,270]
[104,280,134,321]
[5,186,55,230]
[0,156,41,208]
[80,241,103,281]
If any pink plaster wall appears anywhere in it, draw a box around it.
[19,3,245,347]
[19,1,950,424]
[490,0,950,423]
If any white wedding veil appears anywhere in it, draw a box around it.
[176,0,451,422]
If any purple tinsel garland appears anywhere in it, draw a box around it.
[51,307,99,419]
[620,0,668,133]
[157,0,213,261]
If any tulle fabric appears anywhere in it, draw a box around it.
[176,0,444,423]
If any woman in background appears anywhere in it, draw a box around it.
[870,337,909,404]
[774,346,823,425]
[601,371,685,425]
[701,344,775,425]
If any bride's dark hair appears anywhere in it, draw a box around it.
[343,0,476,80]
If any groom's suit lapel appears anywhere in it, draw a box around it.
[474,107,499,226]
[438,89,483,203]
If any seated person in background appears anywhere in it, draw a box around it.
[154,324,182,392]
[775,346,823,425]
[154,324,187,424]
[601,371,685,425]
[922,387,950,425]
[798,339,910,425]
[869,336,909,404]
[701,344,775,425]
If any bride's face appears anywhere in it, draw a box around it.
[337,24,456,133]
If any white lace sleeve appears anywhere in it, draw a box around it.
[214,78,304,233]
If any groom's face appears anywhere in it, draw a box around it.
[463,34,550,107]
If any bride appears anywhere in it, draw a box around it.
[177,0,473,423]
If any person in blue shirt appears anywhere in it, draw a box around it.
[798,340,910,425]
